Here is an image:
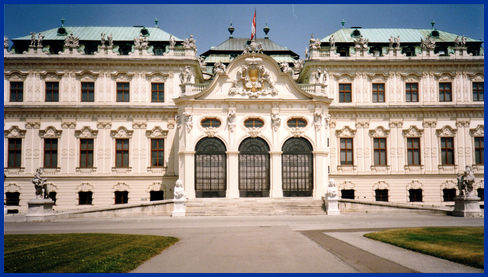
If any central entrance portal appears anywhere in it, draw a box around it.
[238,137,270,197]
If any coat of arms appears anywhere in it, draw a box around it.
[229,57,278,98]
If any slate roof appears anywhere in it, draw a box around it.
[13,26,182,42]
[322,28,482,43]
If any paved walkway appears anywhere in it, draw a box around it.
[4,213,484,273]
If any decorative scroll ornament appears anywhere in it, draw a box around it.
[204,127,218,137]
[290,127,305,138]
[247,127,261,138]
[229,57,278,98]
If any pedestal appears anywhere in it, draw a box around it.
[26,199,55,222]
[172,198,187,217]
[452,196,483,217]
[326,196,340,215]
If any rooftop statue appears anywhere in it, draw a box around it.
[280,62,292,74]
[242,39,263,54]
[329,35,335,48]
[389,36,394,48]
[37,33,44,48]
[421,34,435,49]
[309,34,321,49]
[4,36,8,48]
[30,32,36,46]
[394,35,400,48]
[32,168,49,199]
[461,35,467,48]
[107,34,113,47]
[354,35,369,49]
[454,36,460,48]
[213,61,226,75]
[64,33,80,48]
[169,34,176,48]
[101,33,106,46]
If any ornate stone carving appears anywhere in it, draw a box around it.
[97,122,112,129]
[179,65,193,84]
[356,122,370,129]
[39,126,62,138]
[456,120,470,128]
[213,61,226,75]
[198,56,207,72]
[204,127,218,137]
[421,34,435,49]
[146,126,168,138]
[132,122,147,129]
[369,126,390,137]
[64,33,80,48]
[75,126,98,138]
[293,59,304,73]
[423,120,437,128]
[133,33,149,50]
[329,35,335,48]
[407,180,423,190]
[280,62,292,74]
[183,112,193,133]
[271,112,281,132]
[183,34,197,51]
[336,126,356,137]
[61,122,76,129]
[338,181,355,190]
[169,35,176,49]
[247,127,261,138]
[312,67,327,85]
[469,125,484,137]
[402,126,424,137]
[354,35,369,49]
[113,182,129,191]
[373,181,389,190]
[436,125,457,137]
[289,127,305,138]
[314,111,323,132]
[25,121,40,129]
[229,57,278,98]
[242,39,263,54]
[5,126,26,138]
[227,107,236,132]
[309,34,321,49]
[5,183,21,193]
[32,168,49,199]
[110,126,133,138]
[77,182,94,192]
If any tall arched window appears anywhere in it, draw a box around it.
[282,137,314,197]
[195,137,227,198]
[238,137,270,197]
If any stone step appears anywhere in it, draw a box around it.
[185,198,326,216]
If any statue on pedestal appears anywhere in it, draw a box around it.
[457,166,475,197]
[32,168,48,199]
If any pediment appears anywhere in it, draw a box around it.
[187,54,317,101]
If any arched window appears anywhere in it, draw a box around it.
[282,138,314,197]
[244,118,264,128]
[238,137,270,197]
[195,137,227,198]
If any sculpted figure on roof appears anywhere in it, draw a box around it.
[354,35,368,49]
[329,35,335,48]
[4,36,8,48]
[309,34,321,49]
[280,62,292,74]
[394,35,400,48]
[101,33,106,46]
[461,35,466,48]
[169,35,176,48]
[293,59,304,73]
[183,34,197,51]
[37,33,44,47]
[389,36,394,48]
[30,32,36,46]
[421,34,435,49]
[213,61,226,75]
[454,36,460,47]
[107,34,113,47]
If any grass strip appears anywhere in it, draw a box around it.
[364,227,483,269]
[4,233,179,273]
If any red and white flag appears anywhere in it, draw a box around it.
[251,10,256,40]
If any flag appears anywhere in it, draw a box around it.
[251,10,256,40]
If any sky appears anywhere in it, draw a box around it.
[3,4,485,58]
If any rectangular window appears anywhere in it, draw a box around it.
[439,82,452,102]
[80,139,94,168]
[45,82,59,102]
[115,191,128,204]
[443,188,456,201]
[49,192,57,205]
[10,82,23,102]
[81,82,95,102]
[473,82,484,102]
[116,82,130,102]
[340,138,353,165]
[339,84,352,103]
[79,191,93,205]
[151,83,164,102]
[150,191,165,201]
[409,189,423,202]
[441,137,454,165]
[475,137,484,165]
[44,139,58,168]
[374,138,387,165]
[116,139,129,167]
[151,139,164,167]
[407,138,421,165]
[341,189,355,200]
[477,188,484,202]
[6,192,20,206]
[372,83,385,103]
[406,83,418,102]
[8,138,22,168]
[375,189,388,202]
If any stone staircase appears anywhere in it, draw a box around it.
[185,198,326,216]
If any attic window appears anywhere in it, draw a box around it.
[431,30,440,38]
[57,27,67,36]
[351,29,361,38]
[140,28,149,36]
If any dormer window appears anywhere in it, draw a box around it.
[431,30,440,38]
[140,27,149,36]
[351,29,361,38]
[57,27,67,36]
[244,118,264,128]
[287,118,307,128]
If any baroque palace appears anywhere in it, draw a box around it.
[4,19,484,214]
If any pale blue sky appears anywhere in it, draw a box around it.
[4,4,484,57]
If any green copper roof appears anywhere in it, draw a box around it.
[322,28,482,43]
[13,26,182,42]
[202,38,294,54]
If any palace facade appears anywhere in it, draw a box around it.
[4,21,484,214]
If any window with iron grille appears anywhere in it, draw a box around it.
[475,137,484,165]
[45,82,59,102]
[477,188,484,201]
[473,82,484,101]
[114,191,128,204]
[201,118,221,128]
[339,83,352,103]
[406,83,419,102]
[407,138,421,165]
[443,188,456,201]
[10,82,23,102]
[8,138,22,168]
[151,139,164,167]
[375,189,388,202]
[244,118,264,128]
[439,83,452,102]
[282,138,313,197]
[195,137,227,198]
[116,82,130,102]
[287,118,307,128]
[151,83,164,102]
[80,139,94,168]
[341,189,355,199]
[81,82,95,102]
[44,139,58,168]
[115,139,129,167]
[79,191,93,205]
[5,192,20,206]
[374,138,387,165]
[340,138,353,165]
[441,137,454,165]
[372,83,385,102]
[150,191,165,201]
[409,189,423,202]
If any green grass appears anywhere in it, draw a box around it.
[364,227,484,269]
[4,233,179,273]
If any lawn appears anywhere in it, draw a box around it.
[364,227,484,269]
[4,233,179,273]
